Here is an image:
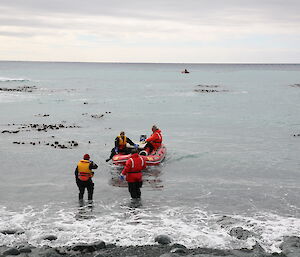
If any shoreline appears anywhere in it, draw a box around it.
[1,235,299,257]
[0,243,280,257]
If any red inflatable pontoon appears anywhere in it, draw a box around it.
[112,144,167,166]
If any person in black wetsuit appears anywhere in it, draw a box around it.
[106,131,137,162]
[75,154,98,203]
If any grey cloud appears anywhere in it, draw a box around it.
[1,0,300,24]
[0,31,35,38]
[0,0,300,41]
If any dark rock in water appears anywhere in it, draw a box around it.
[2,247,20,256]
[43,235,57,241]
[71,243,97,252]
[91,114,104,118]
[155,235,172,245]
[171,243,187,249]
[94,240,106,250]
[1,229,18,235]
[229,227,251,240]
[18,247,32,253]
[280,236,300,257]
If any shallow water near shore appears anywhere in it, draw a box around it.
[0,62,300,253]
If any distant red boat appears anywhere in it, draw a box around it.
[112,144,167,166]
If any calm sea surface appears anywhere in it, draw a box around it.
[0,61,299,252]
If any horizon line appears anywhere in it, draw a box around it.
[0,60,299,65]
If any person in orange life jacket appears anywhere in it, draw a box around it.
[141,125,162,155]
[119,149,146,199]
[106,131,138,162]
[75,154,98,201]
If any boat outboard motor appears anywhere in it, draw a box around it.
[140,135,147,142]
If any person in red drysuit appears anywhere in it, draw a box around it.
[120,149,146,199]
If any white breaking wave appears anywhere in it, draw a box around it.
[0,77,31,82]
[0,204,300,253]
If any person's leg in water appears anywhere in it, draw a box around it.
[136,181,143,199]
[87,181,94,202]
[76,180,86,203]
[128,182,138,199]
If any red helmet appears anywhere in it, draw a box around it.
[83,154,90,160]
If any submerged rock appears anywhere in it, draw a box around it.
[155,235,172,245]
[0,229,24,235]
[42,235,57,241]
[91,114,104,118]
[229,227,252,240]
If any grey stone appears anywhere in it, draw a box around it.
[155,235,172,245]
[42,235,57,241]
[229,227,252,240]
[171,244,187,249]
[93,240,106,250]
[1,230,18,235]
[71,244,97,252]
[280,236,300,257]
[2,248,20,256]
[18,247,32,253]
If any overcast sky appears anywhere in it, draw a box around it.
[0,0,299,63]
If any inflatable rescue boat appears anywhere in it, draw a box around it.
[112,144,167,166]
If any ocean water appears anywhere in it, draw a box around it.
[0,61,299,253]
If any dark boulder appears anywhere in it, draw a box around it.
[155,235,172,245]
[2,248,20,256]
[42,235,57,241]
[94,240,106,250]
[280,236,300,257]
[18,247,32,253]
[229,227,251,240]
[71,243,97,252]
[1,229,18,235]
